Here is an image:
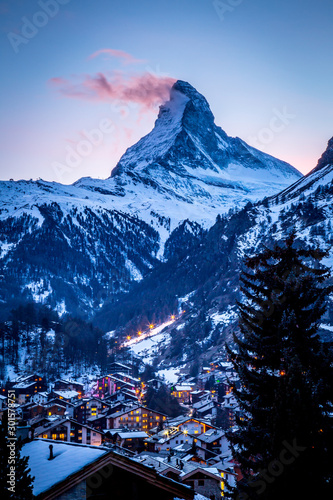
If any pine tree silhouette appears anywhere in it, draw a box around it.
[227,233,333,499]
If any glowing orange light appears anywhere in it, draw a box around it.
[280,370,286,376]
[127,336,131,340]
[171,315,175,320]
[149,324,154,329]
[138,331,142,336]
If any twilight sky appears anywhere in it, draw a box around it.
[0,0,332,184]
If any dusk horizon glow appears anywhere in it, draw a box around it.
[1,0,332,184]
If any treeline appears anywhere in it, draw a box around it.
[0,203,161,320]
[0,302,108,382]
[94,205,255,344]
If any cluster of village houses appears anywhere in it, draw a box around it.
[1,360,242,500]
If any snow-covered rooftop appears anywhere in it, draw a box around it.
[22,439,108,496]
[116,431,148,439]
[52,390,79,399]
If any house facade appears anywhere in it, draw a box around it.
[107,405,167,431]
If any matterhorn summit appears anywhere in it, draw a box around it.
[0,80,302,315]
[110,80,301,207]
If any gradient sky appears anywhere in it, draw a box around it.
[0,0,332,184]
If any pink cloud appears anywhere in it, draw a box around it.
[88,48,146,65]
[49,72,177,111]
[49,77,67,85]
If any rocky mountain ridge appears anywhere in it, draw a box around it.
[0,81,301,318]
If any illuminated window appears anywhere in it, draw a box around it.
[59,433,65,440]
[42,434,48,439]
[136,417,140,422]
[51,433,57,440]
[70,432,75,437]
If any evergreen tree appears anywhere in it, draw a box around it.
[145,384,184,417]
[0,413,34,499]
[227,234,333,499]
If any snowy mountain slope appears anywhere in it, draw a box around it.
[96,137,333,367]
[0,81,301,316]
[266,151,333,205]
[1,82,301,237]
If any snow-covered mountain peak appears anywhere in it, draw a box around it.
[110,79,216,178]
[111,80,301,187]
[171,80,216,123]
[0,81,304,314]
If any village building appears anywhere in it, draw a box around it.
[169,416,216,435]
[114,430,148,452]
[73,397,111,424]
[53,379,84,397]
[50,389,80,404]
[171,384,194,404]
[193,428,230,460]
[182,466,232,499]
[21,439,194,500]
[31,392,49,405]
[145,428,193,453]
[34,417,104,446]
[11,374,47,404]
[106,404,167,431]
[93,374,137,399]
